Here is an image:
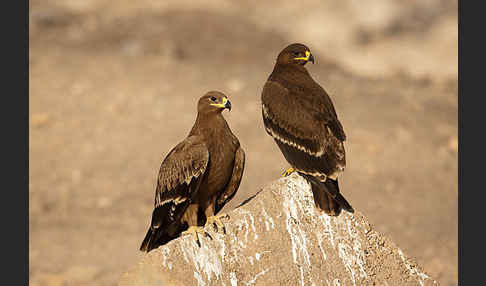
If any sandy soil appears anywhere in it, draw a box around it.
[29,0,457,285]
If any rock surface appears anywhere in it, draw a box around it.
[119,173,437,286]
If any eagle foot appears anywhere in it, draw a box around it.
[205,213,229,234]
[281,167,295,177]
[324,209,340,216]
[181,226,212,247]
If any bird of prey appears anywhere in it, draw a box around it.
[140,91,245,252]
[261,43,354,216]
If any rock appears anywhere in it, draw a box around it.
[119,173,438,286]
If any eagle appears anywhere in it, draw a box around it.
[140,91,245,252]
[261,43,354,216]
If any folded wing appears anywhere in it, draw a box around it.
[140,136,209,252]
[215,146,245,214]
[261,80,346,179]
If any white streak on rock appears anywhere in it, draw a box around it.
[254,251,271,262]
[244,268,269,285]
[194,271,205,286]
[179,237,191,264]
[346,219,367,280]
[240,210,258,241]
[180,237,223,284]
[218,235,226,261]
[248,256,254,265]
[249,213,257,240]
[160,247,170,268]
[397,248,431,286]
[316,233,328,260]
[338,242,357,286]
[283,189,311,267]
[319,212,335,247]
[299,266,305,286]
[260,201,275,231]
[281,175,315,286]
[229,272,238,286]
[241,215,250,243]
[238,238,247,249]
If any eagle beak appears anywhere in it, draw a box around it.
[211,97,231,111]
[224,98,232,111]
[308,53,315,64]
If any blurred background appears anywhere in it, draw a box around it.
[29,0,457,285]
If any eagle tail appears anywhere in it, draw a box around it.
[139,227,157,252]
[139,204,182,252]
[323,179,354,214]
[301,174,354,215]
[139,225,174,253]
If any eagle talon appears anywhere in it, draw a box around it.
[181,226,210,247]
[281,167,295,177]
[204,231,213,240]
[205,213,229,234]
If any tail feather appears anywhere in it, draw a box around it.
[323,179,354,213]
[139,224,180,252]
[139,203,185,253]
[139,227,156,252]
[300,173,354,215]
[309,181,331,213]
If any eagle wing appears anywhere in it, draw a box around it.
[151,135,209,229]
[261,80,346,179]
[140,135,209,252]
[215,146,245,214]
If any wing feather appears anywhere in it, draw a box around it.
[215,146,245,214]
[150,136,209,230]
[155,136,209,207]
[140,136,209,252]
[261,80,346,178]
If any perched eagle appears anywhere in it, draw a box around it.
[261,43,354,216]
[140,91,245,252]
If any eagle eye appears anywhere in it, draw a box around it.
[292,51,299,56]
[210,96,217,102]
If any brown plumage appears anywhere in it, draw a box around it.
[140,91,245,252]
[261,43,354,216]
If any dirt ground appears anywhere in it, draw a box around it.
[29,0,457,285]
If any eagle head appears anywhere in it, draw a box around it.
[277,43,315,66]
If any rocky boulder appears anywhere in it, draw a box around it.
[119,173,438,286]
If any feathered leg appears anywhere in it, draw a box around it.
[204,196,229,234]
[181,203,211,247]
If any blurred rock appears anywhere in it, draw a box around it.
[119,173,438,286]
